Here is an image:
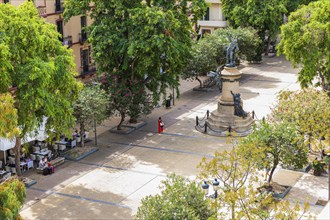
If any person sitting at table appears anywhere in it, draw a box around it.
[38,158,45,169]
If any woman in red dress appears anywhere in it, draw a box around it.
[158,117,164,133]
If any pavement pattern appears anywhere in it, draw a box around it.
[20,56,328,219]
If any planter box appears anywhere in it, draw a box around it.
[272,185,292,199]
[64,147,99,161]
[110,121,146,135]
[282,163,312,173]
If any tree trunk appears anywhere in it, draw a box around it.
[80,122,85,147]
[328,160,330,201]
[117,112,125,130]
[196,76,202,88]
[265,36,271,56]
[268,164,277,186]
[14,136,22,176]
[231,202,235,220]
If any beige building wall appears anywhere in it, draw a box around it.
[198,0,227,36]
[1,0,96,82]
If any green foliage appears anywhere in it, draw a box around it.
[73,85,108,146]
[0,2,81,175]
[0,178,26,220]
[183,27,261,81]
[0,93,19,138]
[277,0,330,90]
[241,121,308,183]
[135,174,214,220]
[222,0,288,60]
[271,88,330,153]
[64,0,206,127]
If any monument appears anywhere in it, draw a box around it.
[197,37,254,136]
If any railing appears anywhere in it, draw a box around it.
[79,32,88,44]
[55,2,64,13]
[80,64,96,75]
[63,36,73,47]
[195,110,258,136]
[37,6,47,18]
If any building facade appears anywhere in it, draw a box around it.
[197,0,227,36]
[1,0,96,82]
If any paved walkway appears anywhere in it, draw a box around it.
[20,56,328,219]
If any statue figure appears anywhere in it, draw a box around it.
[231,91,247,118]
[226,37,239,67]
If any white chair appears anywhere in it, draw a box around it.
[5,166,11,172]
[27,160,34,170]
[37,155,44,161]
[9,149,15,156]
[9,157,15,164]
[76,136,81,143]
[71,140,76,148]
[30,154,36,161]
[33,146,40,152]
[59,144,66,152]
[11,167,17,174]
[53,144,58,151]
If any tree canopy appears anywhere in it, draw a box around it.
[183,27,261,86]
[271,88,330,154]
[241,121,308,184]
[64,0,206,125]
[73,85,108,146]
[277,0,330,90]
[0,93,19,139]
[0,2,81,175]
[0,178,26,220]
[135,174,214,220]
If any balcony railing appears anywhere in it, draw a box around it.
[55,2,65,13]
[63,36,73,47]
[79,32,88,44]
[80,64,96,75]
[37,6,47,18]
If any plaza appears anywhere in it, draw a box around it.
[18,56,328,219]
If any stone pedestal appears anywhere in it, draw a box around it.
[206,67,254,136]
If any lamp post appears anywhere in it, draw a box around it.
[202,179,220,217]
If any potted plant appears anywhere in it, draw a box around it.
[312,159,324,176]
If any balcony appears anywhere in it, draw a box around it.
[55,2,65,13]
[79,32,88,45]
[37,6,47,18]
[197,20,227,28]
[63,36,73,47]
[80,64,96,75]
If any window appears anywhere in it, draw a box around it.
[80,48,90,74]
[80,16,87,42]
[55,0,63,12]
[203,7,210,21]
[56,20,63,42]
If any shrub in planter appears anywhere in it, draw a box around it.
[312,159,325,176]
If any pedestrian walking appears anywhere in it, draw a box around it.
[158,117,164,133]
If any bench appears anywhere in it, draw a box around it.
[36,157,65,174]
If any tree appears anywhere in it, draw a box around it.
[0,2,81,176]
[183,27,261,87]
[277,0,330,91]
[222,0,287,59]
[135,173,214,220]
[64,0,206,127]
[241,121,309,184]
[0,177,26,220]
[199,140,312,220]
[73,85,108,147]
[271,88,330,155]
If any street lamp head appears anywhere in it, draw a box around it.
[212,178,220,191]
[202,181,209,195]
